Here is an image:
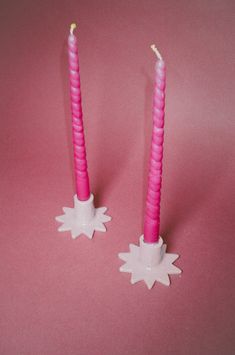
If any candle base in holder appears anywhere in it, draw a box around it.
[55,194,111,239]
[118,236,181,289]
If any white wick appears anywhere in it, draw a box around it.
[150,44,163,60]
[70,23,77,35]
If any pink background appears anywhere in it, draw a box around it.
[1,1,235,354]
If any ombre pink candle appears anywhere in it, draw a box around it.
[68,23,90,201]
[144,45,166,243]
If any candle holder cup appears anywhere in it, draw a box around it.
[118,235,181,289]
[55,194,111,239]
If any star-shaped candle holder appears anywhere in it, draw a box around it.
[55,194,111,239]
[119,236,181,289]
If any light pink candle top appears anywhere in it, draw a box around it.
[144,45,166,243]
[68,24,90,201]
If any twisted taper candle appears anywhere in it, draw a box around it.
[144,45,166,243]
[68,24,90,201]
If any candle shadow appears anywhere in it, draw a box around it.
[91,93,132,206]
[87,61,138,207]
[60,40,76,191]
[159,126,230,250]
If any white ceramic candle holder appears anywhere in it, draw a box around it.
[118,235,181,289]
[55,194,111,239]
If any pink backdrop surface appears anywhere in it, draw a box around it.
[1,1,234,354]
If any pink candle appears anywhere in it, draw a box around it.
[144,45,166,243]
[68,23,90,201]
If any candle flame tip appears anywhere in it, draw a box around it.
[150,44,162,60]
[70,23,77,34]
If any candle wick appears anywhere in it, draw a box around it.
[70,23,77,35]
[150,44,163,60]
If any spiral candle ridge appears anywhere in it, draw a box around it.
[68,30,90,201]
[144,59,166,243]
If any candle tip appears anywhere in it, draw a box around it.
[150,44,163,60]
[70,23,77,34]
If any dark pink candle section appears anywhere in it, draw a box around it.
[144,47,166,243]
[68,24,90,201]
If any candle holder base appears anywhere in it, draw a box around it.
[118,236,181,289]
[55,194,111,239]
